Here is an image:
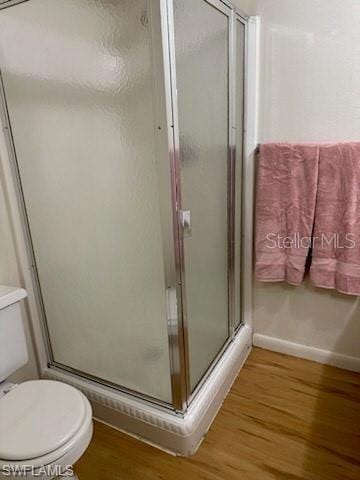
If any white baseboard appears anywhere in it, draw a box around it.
[44,325,252,456]
[253,333,360,373]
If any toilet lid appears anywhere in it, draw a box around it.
[0,380,87,461]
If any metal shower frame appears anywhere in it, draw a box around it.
[160,0,249,411]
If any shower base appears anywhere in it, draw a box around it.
[43,325,252,456]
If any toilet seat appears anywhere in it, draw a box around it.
[0,380,93,471]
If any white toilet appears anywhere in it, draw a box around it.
[0,286,93,479]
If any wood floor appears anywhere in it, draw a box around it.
[75,348,360,480]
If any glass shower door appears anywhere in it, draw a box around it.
[173,0,231,391]
[0,0,173,403]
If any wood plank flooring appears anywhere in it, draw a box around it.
[75,348,360,480]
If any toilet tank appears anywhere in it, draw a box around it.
[0,286,28,382]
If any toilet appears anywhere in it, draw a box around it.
[0,286,93,479]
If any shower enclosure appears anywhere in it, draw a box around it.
[0,0,251,417]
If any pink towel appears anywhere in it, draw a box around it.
[255,143,320,285]
[310,143,360,295]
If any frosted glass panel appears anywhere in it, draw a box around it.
[174,0,230,390]
[234,19,245,329]
[0,0,172,402]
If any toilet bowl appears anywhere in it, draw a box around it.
[0,380,93,479]
[0,286,93,478]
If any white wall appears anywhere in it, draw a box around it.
[0,168,39,382]
[235,0,360,361]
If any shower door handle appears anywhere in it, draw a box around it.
[180,210,192,237]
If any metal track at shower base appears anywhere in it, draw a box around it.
[0,0,29,10]
[48,361,177,413]
[46,321,246,415]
